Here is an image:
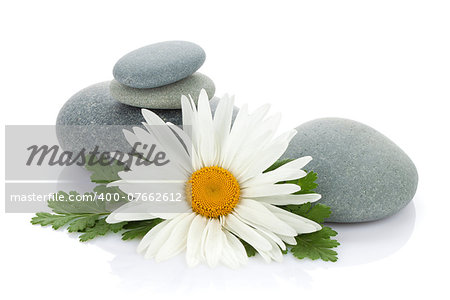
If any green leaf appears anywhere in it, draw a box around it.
[121,219,163,240]
[67,215,99,232]
[240,239,257,257]
[48,191,110,214]
[110,222,128,233]
[85,155,126,184]
[295,171,318,194]
[79,218,127,242]
[284,171,318,194]
[31,212,78,230]
[32,187,129,242]
[30,211,106,233]
[284,203,331,224]
[304,204,331,224]
[264,159,294,173]
[291,227,340,262]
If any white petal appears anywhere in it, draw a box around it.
[223,230,248,266]
[155,213,196,262]
[226,131,273,175]
[261,203,322,234]
[105,201,158,223]
[256,230,284,263]
[234,198,296,236]
[254,193,322,205]
[220,245,239,268]
[117,163,187,181]
[123,128,140,149]
[241,183,300,198]
[220,104,249,169]
[275,213,321,234]
[106,180,191,216]
[120,128,173,169]
[223,104,269,161]
[255,228,286,251]
[233,212,287,251]
[203,218,224,267]
[196,89,216,166]
[277,156,313,171]
[212,94,234,164]
[241,168,306,188]
[237,129,297,182]
[226,113,281,175]
[181,95,193,137]
[137,219,169,254]
[186,214,208,267]
[278,234,297,245]
[166,122,191,153]
[144,213,189,259]
[141,109,192,173]
[224,213,272,251]
[241,104,271,131]
[149,211,192,219]
[256,248,272,263]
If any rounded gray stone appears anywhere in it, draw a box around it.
[113,41,206,89]
[56,81,183,153]
[281,118,418,223]
[110,73,215,109]
[56,83,235,154]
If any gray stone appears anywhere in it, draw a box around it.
[110,73,215,109]
[56,81,183,153]
[282,118,418,223]
[113,41,206,89]
[56,82,236,154]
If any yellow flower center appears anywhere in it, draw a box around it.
[186,166,240,218]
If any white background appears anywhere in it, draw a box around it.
[1,0,449,299]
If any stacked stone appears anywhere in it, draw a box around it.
[111,41,215,112]
[56,41,220,152]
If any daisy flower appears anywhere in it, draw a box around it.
[106,89,322,268]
